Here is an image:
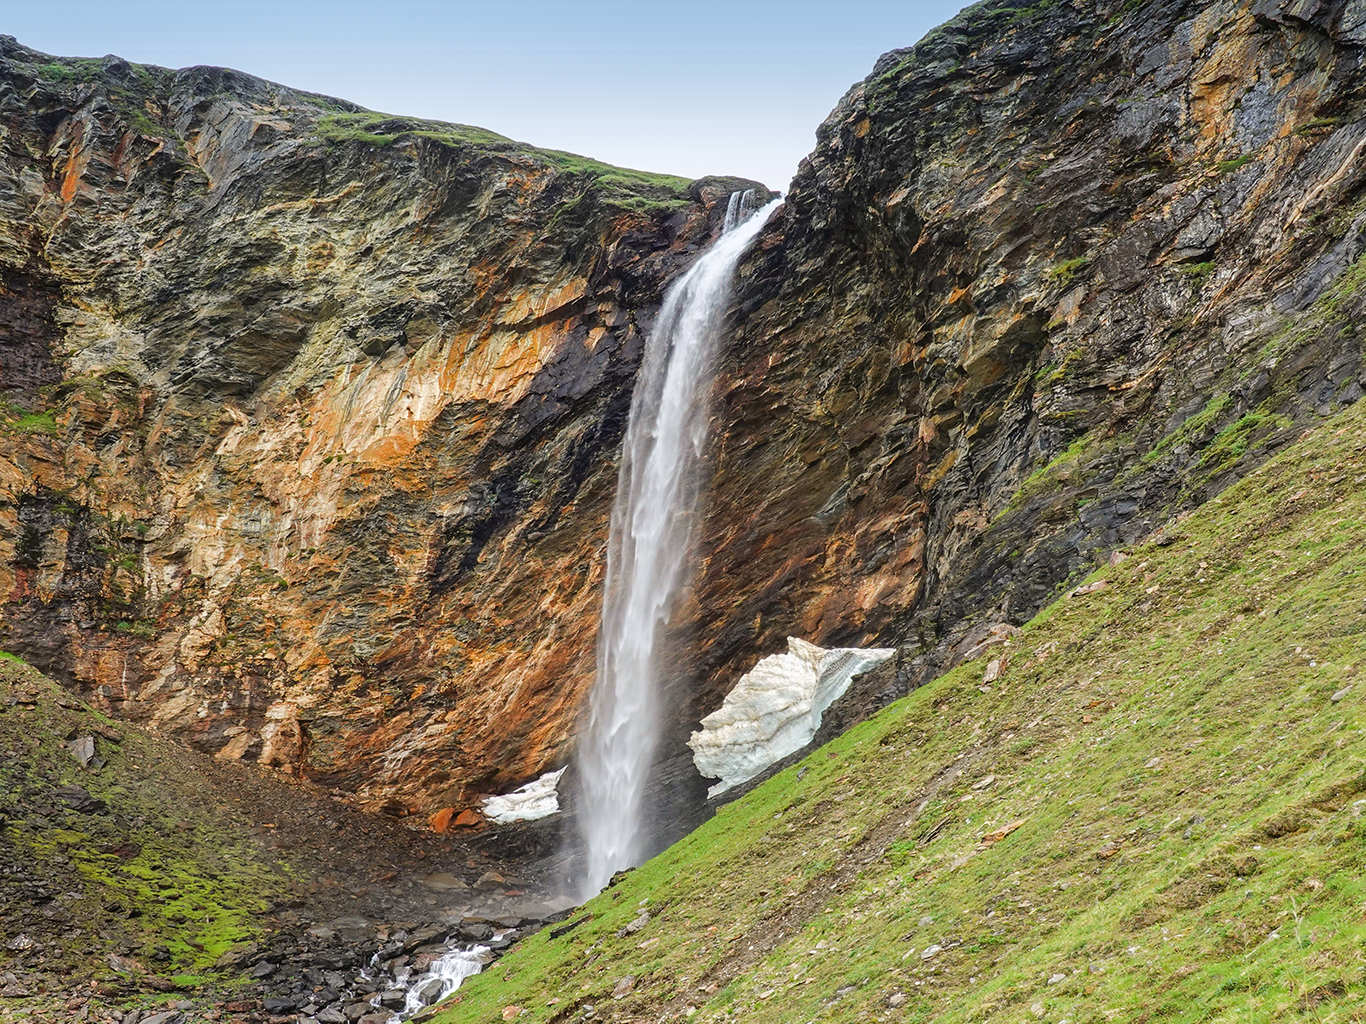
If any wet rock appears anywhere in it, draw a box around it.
[379,988,407,1008]
[262,996,298,1012]
[414,977,445,1004]
[316,1010,348,1024]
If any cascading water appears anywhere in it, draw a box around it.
[576,190,783,895]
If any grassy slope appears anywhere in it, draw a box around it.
[0,660,290,989]
[444,397,1366,1023]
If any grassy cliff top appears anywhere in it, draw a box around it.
[2,41,702,216]
[444,394,1366,1022]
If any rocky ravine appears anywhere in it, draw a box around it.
[0,35,768,822]
[6,0,1366,843]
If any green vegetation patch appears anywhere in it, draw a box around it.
[446,395,1366,1024]
[1046,256,1091,287]
[0,402,60,436]
[0,663,291,983]
[312,111,694,215]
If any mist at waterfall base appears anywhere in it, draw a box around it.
[574,193,783,897]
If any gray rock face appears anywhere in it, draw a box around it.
[672,0,1366,735]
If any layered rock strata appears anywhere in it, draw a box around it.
[0,36,767,816]
[676,0,1366,730]
[8,0,1366,828]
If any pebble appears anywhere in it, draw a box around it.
[1330,685,1352,702]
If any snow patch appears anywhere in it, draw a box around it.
[481,767,566,824]
[688,637,896,797]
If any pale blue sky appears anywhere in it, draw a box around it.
[6,2,970,191]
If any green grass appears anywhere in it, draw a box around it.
[994,429,1096,521]
[1046,255,1091,284]
[0,663,292,983]
[1197,405,1294,472]
[1295,117,1341,136]
[1139,392,1233,469]
[443,395,1366,1023]
[1217,154,1254,174]
[311,112,695,214]
[0,408,59,435]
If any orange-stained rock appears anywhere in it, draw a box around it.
[452,809,483,829]
[428,807,457,833]
[0,38,771,816]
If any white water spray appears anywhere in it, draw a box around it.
[384,944,491,1022]
[576,191,782,895]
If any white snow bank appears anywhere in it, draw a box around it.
[481,767,566,824]
[688,637,895,797]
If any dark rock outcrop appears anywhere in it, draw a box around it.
[678,0,1366,738]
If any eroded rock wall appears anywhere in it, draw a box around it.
[0,37,767,815]
[8,0,1366,829]
[677,0,1366,729]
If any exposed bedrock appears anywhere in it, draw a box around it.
[673,0,1366,732]
[0,35,771,817]
[6,0,1366,831]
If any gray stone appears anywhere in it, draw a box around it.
[68,734,96,767]
[414,978,445,1005]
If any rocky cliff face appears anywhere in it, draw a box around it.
[0,36,767,817]
[6,0,1366,833]
[677,0,1366,733]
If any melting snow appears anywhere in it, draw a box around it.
[688,637,895,797]
[481,767,566,824]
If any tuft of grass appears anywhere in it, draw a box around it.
[1217,153,1254,174]
[1046,255,1091,285]
[1295,116,1341,136]
[2,409,60,435]
[444,394,1366,1024]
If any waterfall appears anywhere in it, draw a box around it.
[576,190,782,895]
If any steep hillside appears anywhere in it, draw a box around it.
[0,34,768,818]
[444,384,1366,1023]
[0,655,577,1022]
